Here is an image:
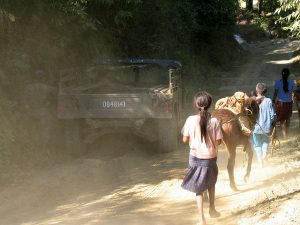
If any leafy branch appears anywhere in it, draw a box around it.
[275,0,300,37]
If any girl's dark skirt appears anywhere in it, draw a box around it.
[276,101,293,122]
[181,155,218,194]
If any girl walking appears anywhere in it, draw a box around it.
[293,77,300,128]
[181,91,223,225]
[272,68,295,139]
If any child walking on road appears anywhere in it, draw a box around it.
[293,77,300,128]
[272,68,295,139]
[252,83,276,167]
[181,91,223,225]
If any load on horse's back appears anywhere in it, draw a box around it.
[213,92,259,191]
[215,91,253,137]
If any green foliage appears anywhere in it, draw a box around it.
[256,16,269,30]
[260,0,280,12]
[45,0,240,57]
[49,0,88,18]
[90,0,141,26]
[132,0,199,57]
[275,0,300,37]
[48,0,142,27]
[195,0,239,28]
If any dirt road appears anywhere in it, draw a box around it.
[0,38,300,225]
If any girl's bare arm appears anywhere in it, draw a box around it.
[183,136,189,143]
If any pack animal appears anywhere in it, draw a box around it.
[212,97,259,191]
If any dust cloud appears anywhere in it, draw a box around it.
[0,4,127,172]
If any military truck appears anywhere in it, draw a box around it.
[57,59,184,154]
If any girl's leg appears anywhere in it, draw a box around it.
[280,120,287,139]
[196,192,206,225]
[208,186,221,218]
[203,190,209,202]
[261,135,270,162]
[252,133,263,166]
[286,118,291,137]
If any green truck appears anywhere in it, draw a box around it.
[57,59,185,154]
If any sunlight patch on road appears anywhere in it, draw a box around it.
[19,180,195,225]
[265,45,296,55]
[134,179,194,202]
[55,203,81,211]
[90,179,194,202]
[266,58,296,65]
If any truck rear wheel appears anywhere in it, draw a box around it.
[157,116,179,152]
[64,119,82,156]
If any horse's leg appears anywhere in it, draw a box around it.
[243,140,253,182]
[226,144,238,191]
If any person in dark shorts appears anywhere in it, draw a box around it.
[181,91,223,225]
[293,77,300,128]
[272,68,295,139]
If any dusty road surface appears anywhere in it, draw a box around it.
[1,38,300,225]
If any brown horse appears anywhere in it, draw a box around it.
[212,97,259,191]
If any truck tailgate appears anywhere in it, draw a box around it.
[57,93,171,119]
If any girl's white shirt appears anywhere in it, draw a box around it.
[182,115,223,159]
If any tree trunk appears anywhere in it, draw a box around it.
[246,0,253,10]
[258,0,263,14]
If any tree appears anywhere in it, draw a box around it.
[258,0,263,14]
[275,0,300,37]
[260,0,280,13]
[246,0,253,10]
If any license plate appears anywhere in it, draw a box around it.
[102,100,126,108]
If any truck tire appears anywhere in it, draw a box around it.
[64,119,81,156]
[157,115,179,152]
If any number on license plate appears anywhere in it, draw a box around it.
[102,100,126,108]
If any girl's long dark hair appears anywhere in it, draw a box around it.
[281,68,290,93]
[194,91,212,142]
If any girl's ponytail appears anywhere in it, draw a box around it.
[199,108,210,142]
[281,68,290,93]
[194,91,212,142]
